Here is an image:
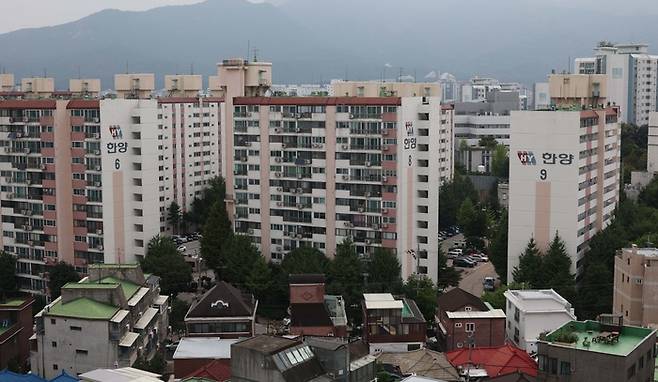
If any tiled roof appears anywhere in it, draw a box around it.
[438,288,488,313]
[186,281,255,319]
[184,360,231,382]
[46,297,119,320]
[66,100,99,109]
[377,349,460,381]
[446,344,538,378]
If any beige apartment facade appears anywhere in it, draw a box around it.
[613,246,658,327]
[549,74,607,107]
[331,80,440,98]
[114,74,155,99]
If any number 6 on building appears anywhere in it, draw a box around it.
[114,158,121,170]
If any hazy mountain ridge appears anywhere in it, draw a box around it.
[0,0,657,88]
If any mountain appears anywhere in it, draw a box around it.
[0,0,658,88]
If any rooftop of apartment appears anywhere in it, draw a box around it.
[504,289,574,314]
[0,297,31,309]
[621,247,658,257]
[542,320,655,356]
[363,293,426,323]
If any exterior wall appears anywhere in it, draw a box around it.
[331,81,440,98]
[368,342,424,353]
[69,79,101,97]
[534,82,550,110]
[290,283,325,304]
[507,310,576,354]
[185,317,253,338]
[99,99,161,263]
[647,112,658,174]
[290,325,337,337]
[0,299,34,369]
[613,247,658,327]
[548,74,607,106]
[164,75,202,97]
[507,110,620,281]
[174,358,230,378]
[0,74,14,92]
[443,317,505,351]
[20,78,54,98]
[231,346,286,382]
[536,336,655,382]
[114,74,155,99]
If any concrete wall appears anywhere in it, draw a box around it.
[443,317,506,351]
[332,81,440,98]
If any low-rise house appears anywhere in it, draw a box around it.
[230,335,327,382]
[185,281,257,338]
[289,275,347,337]
[0,297,34,370]
[613,246,658,327]
[376,349,460,381]
[303,336,377,382]
[437,288,505,351]
[536,315,656,382]
[504,289,576,354]
[172,337,238,378]
[0,370,78,382]
[362,293,426,353]
[78,367,161,382]
[446,343,537,380]
[30,264,169,379]
[181,359,231,382]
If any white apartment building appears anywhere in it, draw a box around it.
[439,73,460,102]
[504,289,576,354]
[31,264,169,379]
[461,77,501,102]
[533,82,550,110]
[576,43,658,125]
[648,112,658,174]
[454,90,518,173]
[507,108,621,281]
[225,96,453,282]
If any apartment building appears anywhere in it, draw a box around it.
[331,80,440,98]
[114,74,155,99]
[439,72,460,102]
[548,74,607,108]
[30,264,169,379]
[20,78,55,99]
[575,43,658,125]
[504,289,576,354]
[612,246,658,327]
[648,112,658,174]
[164,75,202,97]
[0,297,34,370]
[0,74,14,92]
[362,293,426,353]
[0,95,220,294]
[507,107,621,280]
[536,316,656,382]
[454,90,518,173]
[461,77,501,102]
[226,95,452,282]
[69,79,101,98]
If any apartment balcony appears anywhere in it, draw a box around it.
[349,113,382,120]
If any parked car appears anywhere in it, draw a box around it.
[177,245,187,252]
[447,249,463,257]
[483,277,496,291]
[454,258,476,268]
[472,253,489,262]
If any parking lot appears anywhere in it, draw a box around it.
[440,233,499,297]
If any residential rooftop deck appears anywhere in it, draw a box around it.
[544,320,655,356]
[47,297,119,320]
[0,298,28,308]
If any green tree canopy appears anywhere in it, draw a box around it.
[439,173,478,229]
[403,274,438,322]
[478,136,498,150]
[141,235,192,295]
[189,177,227,226]
[169,297,191,333]
[220,235,262,286]
[366,248,402,293]
[0,252,17,302]
[491,144,510,179]
[48,262,80,299]
[543,233,576,302]
[201,200,233,275]
[281,247,330,275]
[482,282,526,311]
[512,237,543,287]
[245,256,273,301]
[437,249,461,290]
[167,201,182,234]
[488,211,509,283]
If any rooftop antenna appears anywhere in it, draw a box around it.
[246,40,250,62]
[125,61,129,74]
[398,67,402,82]
[190,63,195,75]
[43,68,47,78]
[252,47,260,62]
[77,66,81,79]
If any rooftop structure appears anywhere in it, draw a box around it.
[0,74,15,92]
[0,297,34,371]
[362,293,426,353]
[173,337,238,378]
[548,74,607,108]
[114,74,155,99]
[68,79,101,98]
[181,359,231,382]
[446,343,537,379]
[20,77,54,98]
[613,246,658,327]
[376,349,460,381]
[164,74,202,97]
[78,367,161,382]
[330,80,440,98]
[289,274,347,337]
[536,318,656,381]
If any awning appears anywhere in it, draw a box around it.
[119,332,140,347]
[153,295,168,306]
[111,309,130,323]
[134,307,159,330]
[128,287,150,307]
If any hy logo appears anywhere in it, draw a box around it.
[517,151,536,165]
[109,125,123,140]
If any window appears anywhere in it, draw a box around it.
[465,306,472,312]
[50,319,56,325]
[76,349,88,355]
[454,323,462,328]
[70,326,82,331]
[559,361,571,375]
[537,355,547,371]
[549,358,557,375]
[51,341,57,348]
[465,323,475,332]
[627,364,636,378]
[53,364,58,371]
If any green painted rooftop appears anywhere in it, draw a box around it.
[0,298,27,307]
[47,297,119,320]
[97,276,140,299]
[545,320,655,356]
[88,263,139,269]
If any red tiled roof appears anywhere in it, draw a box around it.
[0,100,56,109]
[184,360,231,381]
[446,343,538,378]
[67,100,99,109]
[158,97,224,104]
[233,96,401,106]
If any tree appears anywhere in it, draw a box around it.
[281,247,329,275]
[133,351,165,375]
[481,283,525,311]
[245,257,273,301]
[189,176,227,227]
[478,136,498,150]
[48,262,80,299]
[457,198,476,232]
[201,200,233,274]
[543,233,576,302]
[366,248,402,293]
[141,235,192,295]
[639,177,658,208]
[491,144,509,179]
[0,252,17,302]
[220,235,261,286]
[403,274,438,322]
[437,249,461,290]
[169,297,190,333]
[327,239,365,324]
[439,174,478,229]
[167,201,182,235]
[488,211,509,283]
[512,238,543,287]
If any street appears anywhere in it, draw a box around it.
[441,233,499,297]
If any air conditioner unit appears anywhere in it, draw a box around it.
[276,187,283,192]
[97,229,103,235]
[24,148,31,154]
[276,201,283,206]
[382,223,389,229]
[97,245,104,251]
[359,207,365,213]
[40,163,46,170]
[365,161,371,167]
[275,157,282,163]
[94,133,101,139]
[383,146,389,151]
[21,209,28,215]
[3,147,10,153]
[94,150,101,155]
[274,128,281,133]
[349,113,356,119]
[296,234,303,239]
[94,118,100,123]
[24,225,32,231]
[372,224,380,230]
[94,182,101,187]
[234,184,240,189]
[244,141,252,147]
[28,240,34,246]
[26,180,32,185]
[342,174,349,180]
[275,172,281,178]
[248,229,254,234]
[382,176,388,182]
[296,188,303,193]
[276,246,282,252]
[341,144,349,150]
[382,208,388,214]
[240,157,248,162]
[297,203,303,209]
[95,165,102,171]
[8,118,14,123]
[344,221,351,227]
[6,193,13,199]
[282,143,287,149]
[365,192,371,198]
[233,170,239,175]
[16,132,23,138]
[365,239,371,245]
[297,174,303,179]
[291,188,297,194]
[348,222,354,228]
[382,130,389,136]
[22,117,28,123]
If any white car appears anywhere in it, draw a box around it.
[177,245,187,252]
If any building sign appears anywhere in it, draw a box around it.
[404,121,416,167]
[517,150,574,180]
[106,124,128,170]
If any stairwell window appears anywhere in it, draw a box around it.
[465,323,475,332]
